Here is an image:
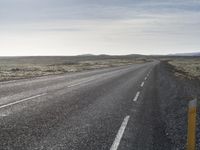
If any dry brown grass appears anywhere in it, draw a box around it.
[0,57,148,81]
[168,58,200,80]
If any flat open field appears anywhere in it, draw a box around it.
[0,55,149,81]
[168,57,200,80]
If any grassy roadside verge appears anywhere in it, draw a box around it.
[166,58,200,107]
[168,58,200,80]
[0,56,149,82]
[157,61,200,149]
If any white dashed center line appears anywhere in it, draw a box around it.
[110,115,130,150]
[140,82,145,87]
[0,93,47,109]
[133,91,140,102]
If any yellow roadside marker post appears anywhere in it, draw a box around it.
[187,99,197,150]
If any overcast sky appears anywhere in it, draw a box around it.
[0,0,200,56]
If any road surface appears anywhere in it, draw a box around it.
[0,61,172,150]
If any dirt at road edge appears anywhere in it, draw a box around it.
[156,61,200,150]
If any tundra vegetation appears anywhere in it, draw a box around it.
[0,56,149,81]
[168,58,200,80]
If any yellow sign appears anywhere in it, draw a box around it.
[187,99,197,150]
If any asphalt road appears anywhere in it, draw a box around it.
[0,61,172,150]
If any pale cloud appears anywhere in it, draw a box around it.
[0,0,200,55]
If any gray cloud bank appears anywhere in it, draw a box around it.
[1,0,200,22]
[0,0,200,55]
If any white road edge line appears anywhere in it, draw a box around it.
[67,78,94,88]
[0,93,47,109]
[133,91,140,102]
[141,82,145,87]
[110,115,130,150]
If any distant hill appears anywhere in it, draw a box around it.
[77,54,95,56]
[169,52,200,56]
[0,54,147,65]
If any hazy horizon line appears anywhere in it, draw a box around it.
[0,51,199,57]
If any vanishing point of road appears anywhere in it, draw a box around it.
[0,61,172,150]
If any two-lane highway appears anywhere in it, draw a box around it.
[0,61,170,150]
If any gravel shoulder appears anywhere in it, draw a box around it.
[156,61,200,149]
